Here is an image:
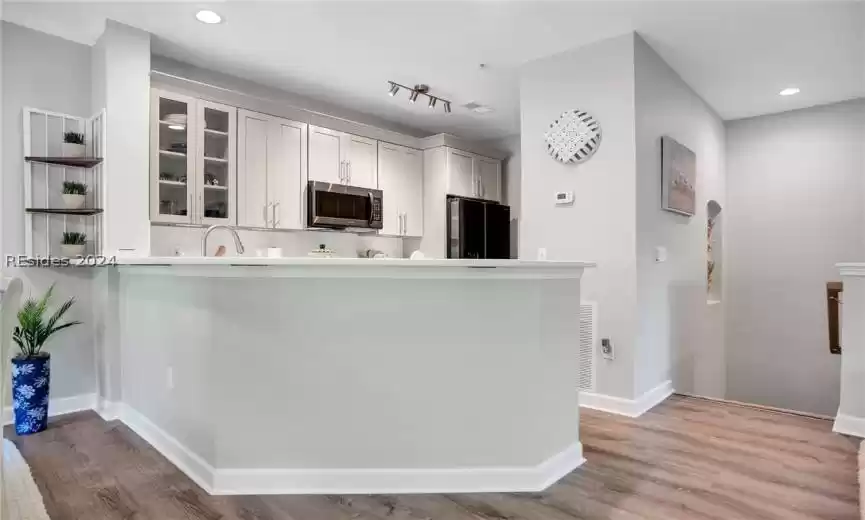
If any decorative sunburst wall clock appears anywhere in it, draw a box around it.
[544,109,602,164]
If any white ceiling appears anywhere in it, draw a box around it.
[4,1,864,141]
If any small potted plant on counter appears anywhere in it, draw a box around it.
[60,232,86,258]
[12,284,80,434]
[62,181,87,209]
[62,131,85,158]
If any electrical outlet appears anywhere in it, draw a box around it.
[537,247,547,261]
[601,338,614,360]
[166,367,174,390]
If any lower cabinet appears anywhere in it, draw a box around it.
[378,142,423,237]
[237,109,307,230]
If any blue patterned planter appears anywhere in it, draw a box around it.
[11,355,50,435]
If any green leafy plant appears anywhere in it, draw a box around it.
[12,285,81,359]
[63,132,84,145]
[62,232,86,245]
[62,181,87,195]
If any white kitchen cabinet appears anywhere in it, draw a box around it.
[308,125,378,188]
[308,126,343,185]
[378,142,423,237]
[346,134,378,189]
[443,147,501,202]
[446,148,475,198]
[151,89,237,225]
[474,156,501,203]
[237,109,307,230]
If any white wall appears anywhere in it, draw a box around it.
[2,22,97,399]
[837,270,865,433]
[92,20,151,256]
[726,99,865,416]
[520,33,638,399]
[633,35,727,398]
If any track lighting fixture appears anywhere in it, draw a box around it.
[386,81,452,114]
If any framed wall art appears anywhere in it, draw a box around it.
[661,136,696,216]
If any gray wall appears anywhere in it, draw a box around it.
[2,22,97,400]
[725,99,865,416]
[633,36,727,398]
[520,33,639,399]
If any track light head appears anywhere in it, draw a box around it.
[409,90,419,103]
[428,97,437,109]
[388,83,399,96]
[444,101,451,113]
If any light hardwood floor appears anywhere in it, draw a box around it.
[6,394,861,519]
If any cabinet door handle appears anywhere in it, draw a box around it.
[338,161,344,183]
[198,194,203,223]
[347,161,352,185]
[403,213,407,236]
[396,214,402,235]
[273,201,280,227]
[262,203,268,225]
[265,202,273,227]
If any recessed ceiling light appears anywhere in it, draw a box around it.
[779,87,800,96]
[196,10,222,24]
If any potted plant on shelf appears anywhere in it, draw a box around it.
[62,132,85,158]
[62,181,87,209]
[11,285,80,435]
[60,232,86,258]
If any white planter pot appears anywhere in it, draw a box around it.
[61,143,85,158]
[62,194,86,209]
[60,244,85,258]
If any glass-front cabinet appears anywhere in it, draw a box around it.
[150,89,236,224]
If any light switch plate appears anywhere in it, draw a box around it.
[537,248,547,260]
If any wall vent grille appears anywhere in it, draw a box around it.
[578,302,597,392]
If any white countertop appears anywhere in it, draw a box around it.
[116,256,595,269]
[112,256,594,279]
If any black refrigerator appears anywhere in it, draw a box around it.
[446,196,511,259]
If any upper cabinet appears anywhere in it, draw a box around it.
[309,126,378,188]
[378,142,423,237]
[474,156,501,203]
[150,89,236,224]
[445,147,501,202]
[237,110,307,230]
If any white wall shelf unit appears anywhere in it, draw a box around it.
[23,107,106,257]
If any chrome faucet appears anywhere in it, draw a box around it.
[201,225,245,256]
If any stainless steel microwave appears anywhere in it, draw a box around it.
[307,181,383,230]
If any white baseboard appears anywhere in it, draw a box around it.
[116,403,582,495]
[579,380,673,418]
[2,392,97,426]
[833,412,865,439]
[212,442,584,495]
[95,399,122,422]
[5,395,585,495]
[117,404,216,493]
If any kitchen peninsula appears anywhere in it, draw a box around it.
[94,257,593,495]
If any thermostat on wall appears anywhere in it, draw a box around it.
[554,191,574,206]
